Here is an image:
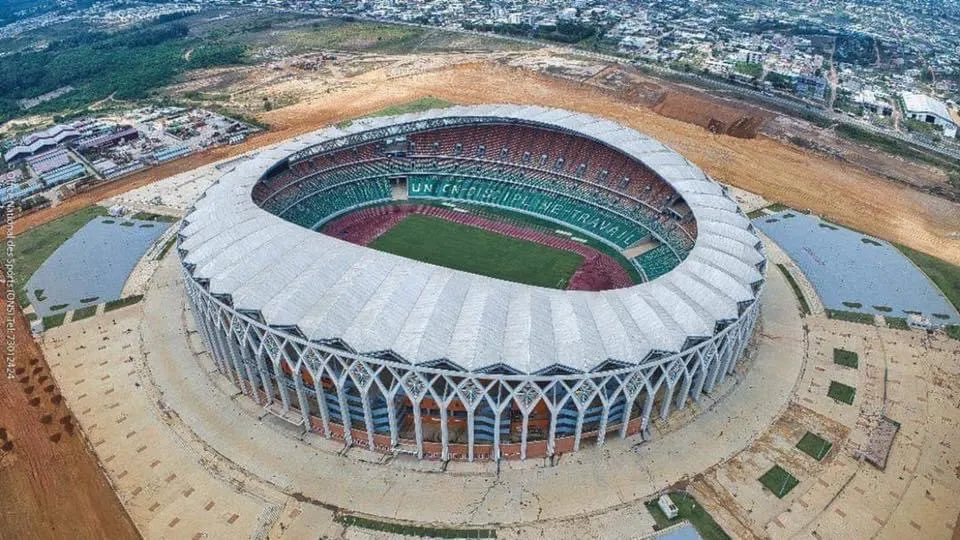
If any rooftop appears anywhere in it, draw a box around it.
[179,105,765,374]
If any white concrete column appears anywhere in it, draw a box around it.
[205,319,230,376]
[659,382,676,420]
[492,407,502,461]
[292,369,311,427]
[194,310,224,373]
[519,411,529,460]
[547,407,559,456]
[412,401,424,459]
[227,332,257,398]
[439,403,450,461]
[704,342,725,392]
[641,391,656,441]
[253,352,275,405]
[240,358,260,402]
[675,373,692,410]
[572,406,585,452]
[466,409,475,462]
[596,401,610,446]
[336,382,353,444]
[275,361,292,411]
[620,393,640,439]
[386,393,399,447]
[222,330,249,393]
[692,360,709,399]
[313,383,332,438]
[361,386,376,451]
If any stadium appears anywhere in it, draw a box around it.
[177,105,766,462]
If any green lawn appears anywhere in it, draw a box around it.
[156,236,178,260]
[885,316,910,330]
[826,309,875,325]
[339,97,455,128]
[827,381,856,405]
[644,492,730,540]
[370,215,584,288]
[366,96,453,118]
[335,514,495,538]
[947,325,960,341]
[130,211,178,223]
[777,264,810,316]
[71,305,98,321]
[796,432,832,461]
[833,348,859,369]
[759,465,799,498]
[104,295,144,313]
[42,313,65,330]
[895,243,960,313]
[14,206,109,306]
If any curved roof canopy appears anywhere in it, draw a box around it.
[180,105,765,374]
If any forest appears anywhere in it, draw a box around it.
[0,19,246,122]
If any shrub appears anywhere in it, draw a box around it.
[42,313,65,329]
[885,317,910,330]
[104,295,144,312]
[826,309,874,325]
[72,305,97,321]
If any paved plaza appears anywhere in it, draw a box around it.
[38,236,960,539]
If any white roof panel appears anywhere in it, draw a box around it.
[179,105,764,374]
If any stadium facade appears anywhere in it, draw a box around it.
[178,105,766,461]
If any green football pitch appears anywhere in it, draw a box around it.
[369,214,585,289]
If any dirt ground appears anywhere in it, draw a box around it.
[253,62,960,265]
[0,272,139,539]
[14,58,960,266]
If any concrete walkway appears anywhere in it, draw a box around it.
[137,242,806,529]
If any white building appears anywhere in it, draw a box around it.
[739,49,765,65]
[901,91,957,138]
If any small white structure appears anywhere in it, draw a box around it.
[657,495,679,520]
[108,204,126,217]
[907,313,932,330]
[30,319,44,335]
[901,91,957,138]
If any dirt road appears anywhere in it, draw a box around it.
[0,272,140,539]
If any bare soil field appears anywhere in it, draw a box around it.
[581,63,772,139]
[15,57,960,267]
[0,272,139,539]
[765,115,956,197]
[257,62,960,265]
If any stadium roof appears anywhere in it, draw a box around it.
[180,105,765,374]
